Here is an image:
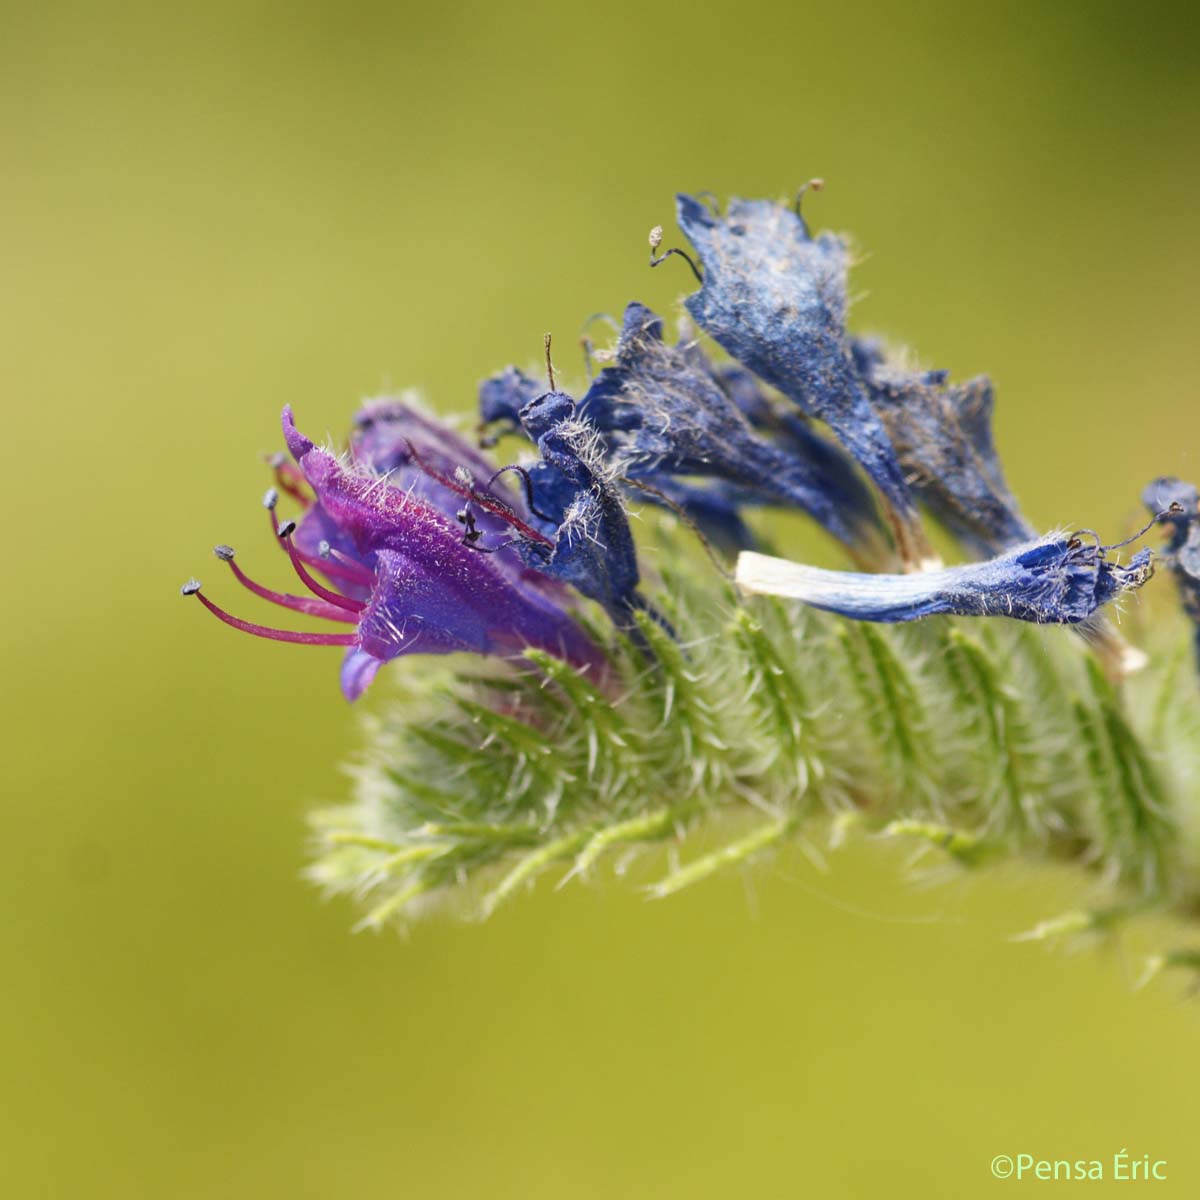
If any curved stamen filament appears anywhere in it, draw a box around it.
[263,505,375,588]
[279,525,365,613]
[191,588,357,646]
[217,549,357,623]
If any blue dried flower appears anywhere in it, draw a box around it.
[481,338,757,554]
[852,341,1035,556]
[736,533,1153,626]
[670,193,932,565]
[478,366,544,438]
[510,389,649,626]
[578,302,889,561]
[1144,477,1200,659]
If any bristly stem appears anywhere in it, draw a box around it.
[307,572,1200,988]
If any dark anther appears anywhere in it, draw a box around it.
[648,225,703,284]
[793,177,826,235]
[1067,529,1102,551]
[213,544,235,561]
[181,578,202,596]
[457,507,484,546]
[277,519,297,539]
[1105,511,1170,551]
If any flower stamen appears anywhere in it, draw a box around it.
[213,544,356,622]
[276,522,365,613]
[181,581,357,646]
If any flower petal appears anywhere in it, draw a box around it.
[857,348,1035,555]
[339,647,383,702]
[675,193,929,563]
[737,536,1153,625]
[514,396,648,624]
[479,366,544,433]
[580,301,888,560]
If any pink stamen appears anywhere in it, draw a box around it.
[216,547,356,623]
[191,588,357,646]
[263,492,375,588]
[279,525,365,613]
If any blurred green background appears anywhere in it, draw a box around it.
[4,0,1200,1195]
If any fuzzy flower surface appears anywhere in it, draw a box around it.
[578,302,888,560]
[511,389,650,626]
[851,340,1036,556]
[672,193,931,563]
[481,347,759,554]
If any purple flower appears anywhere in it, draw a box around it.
[736,532,1153,626]
[670,193,933,566]
[183,406,604,701]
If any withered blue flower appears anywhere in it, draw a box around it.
[478,366,544,438]
[183,406,603,700]
[736,533,1153,626]
[481,334,761,555]
[852,341,1035,556]
[671,193,932,565]
[510,389,649,626]
[578,302,889,562]
[1143,477,1200,660]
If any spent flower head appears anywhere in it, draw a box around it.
[668,190,933,566]
[578,301,890,562]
